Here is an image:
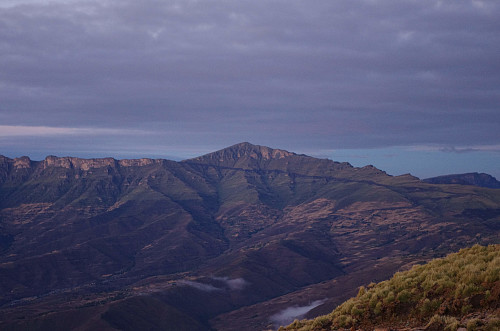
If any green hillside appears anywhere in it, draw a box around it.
[281,244,500,331]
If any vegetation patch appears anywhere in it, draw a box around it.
[280,244,500,330]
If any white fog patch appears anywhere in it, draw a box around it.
[178,280,222,292]
[212,276,249,290]
[270,300,326,327]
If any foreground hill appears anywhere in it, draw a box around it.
[0,143,499,330]
[281,244,500,331]
[423,172,500,189]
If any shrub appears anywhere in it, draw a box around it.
[426,314,459,331]
[485,318,500,331]
[373,301,383,316]
[334,314,354,328]
[281,245,500,331]
[357,285,367,297]
[384,291,395,304]
[369,296,378,309]
[350,306,363,317]
[466,318,482,330]
[311,315,330,329]
[461,304,472,314]
[421,298,432,314]
[396,289,411,303]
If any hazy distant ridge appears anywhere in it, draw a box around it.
[423,172,500,189]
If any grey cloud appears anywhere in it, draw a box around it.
[439,145,500,154]
[212,276,249,290]
[178,277,249,293]
[178,280,222,292]
[0,125,150,137]
[1,0,499,155]
[440,146,479,153]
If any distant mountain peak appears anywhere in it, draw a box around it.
[185,142,297,166]
[226,142,295,160]
[423,172,500,189]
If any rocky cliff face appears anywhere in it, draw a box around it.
[0,143,499,330]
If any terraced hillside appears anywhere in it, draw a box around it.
[0,143,499,330]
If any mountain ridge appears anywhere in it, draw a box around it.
[0,142,346,172]
[0,143,499,330]
[1,154,161,170]
[424,172,500,189]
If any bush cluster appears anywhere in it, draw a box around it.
[279,244,500,331]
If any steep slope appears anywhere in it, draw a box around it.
[0,143,499,330]
[423,172,500,189]
[280,244,500,331]
[0,156,228,302]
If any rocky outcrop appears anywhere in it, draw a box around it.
[118,158,158,167]
[0,155,164,172]
[13,156,32,169]
[43,155,117,170]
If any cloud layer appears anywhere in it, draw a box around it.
[1,0,499,173]
[179,277,249,292]
[270,299,326,327]
[0,125,148,137]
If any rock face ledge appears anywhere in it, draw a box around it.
[5,155,161,171]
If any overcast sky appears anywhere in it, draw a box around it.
[1,0,499,178]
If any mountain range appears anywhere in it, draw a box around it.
[0,142,499,330]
